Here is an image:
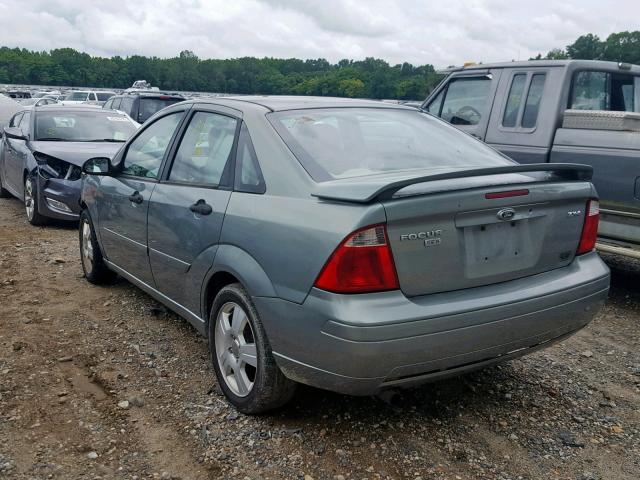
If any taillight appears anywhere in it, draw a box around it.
[577,199,599,255]
[314,224,399,294]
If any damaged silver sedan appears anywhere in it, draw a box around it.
[0,105,138,225]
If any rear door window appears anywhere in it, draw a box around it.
[439,77,492,126]
[522,74,546,128]
[501,73,547,129]
[502,74,527,127]
[111,98,122,110]
[168,111,237,187]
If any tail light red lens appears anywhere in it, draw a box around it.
[314,224,399,294]
[577,199,599,255]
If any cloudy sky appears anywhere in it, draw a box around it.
[1,0,639,67]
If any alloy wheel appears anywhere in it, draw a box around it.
[214,302,258,397]
[24,178,34,220]
[81,219,94,273]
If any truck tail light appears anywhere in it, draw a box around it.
[577,199,599,255]
[314,224,399,294]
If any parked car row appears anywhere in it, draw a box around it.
[0,71,613,414]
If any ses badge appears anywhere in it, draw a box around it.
[400,230,442,247]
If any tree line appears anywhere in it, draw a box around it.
[0,47,441,100]
[533,30,640,64]
[1,30,638,100]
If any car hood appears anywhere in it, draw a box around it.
[30,141,123,167]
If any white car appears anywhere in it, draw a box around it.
[61,91,116,106]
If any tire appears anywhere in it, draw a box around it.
[209,283,296,414]
[79,209,116,284]
[24,173,48,226]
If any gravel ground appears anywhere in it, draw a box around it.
[0,195,639,480]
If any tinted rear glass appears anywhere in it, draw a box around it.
[138,97,183,123]
[268,108,510,181]
[97,92,115,101]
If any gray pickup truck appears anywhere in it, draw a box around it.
[422,60,640,259]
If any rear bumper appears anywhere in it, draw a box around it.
[36,173,81,221]
[254,252,610,395]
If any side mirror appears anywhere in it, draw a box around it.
[82,157,113,176]
[3,127,27,141]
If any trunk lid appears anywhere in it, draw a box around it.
[383,179,592,296]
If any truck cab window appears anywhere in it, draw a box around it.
[439,77,491,126]
[522,74,546,128]
[425,88,444,116]
[502,74,526,128]
[570,71,638,112]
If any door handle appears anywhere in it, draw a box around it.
[189,199,212,216]
[128,191,143,204]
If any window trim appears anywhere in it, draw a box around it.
[117,108,190,182]
[497,70,547,133]
[501,73,527,129]
[521,73,547,129]
[20,111,32,137]
[158,108,241,190]
[234,122,266,195]
[9,112,23,128]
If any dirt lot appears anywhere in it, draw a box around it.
[0,196,639,480]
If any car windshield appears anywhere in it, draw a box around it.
[138,97,182,122]
[268,108,510,181]
[66,92,89,101]
[34,111,137,142]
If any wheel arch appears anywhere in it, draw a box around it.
[201,244,277,332]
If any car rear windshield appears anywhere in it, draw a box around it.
[66,92,90,101]
[138,97,183,123]
[35,111,137,142]
[268,108,511,181]
[96,92,115,101]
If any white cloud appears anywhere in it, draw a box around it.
[0,0,639,67]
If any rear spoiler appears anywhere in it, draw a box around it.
[312,163,593,203]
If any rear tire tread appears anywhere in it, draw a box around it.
[25,173,48,226]
[79,209,116,284]
[209,283,296,414]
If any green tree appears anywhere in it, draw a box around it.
[0,46,443,100]
[602,31,640,63]
[566,34,603,60]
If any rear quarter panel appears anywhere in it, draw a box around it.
[216,108,387,304]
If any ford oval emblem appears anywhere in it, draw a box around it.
[497,208,516,221]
